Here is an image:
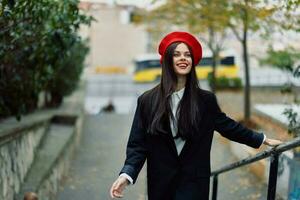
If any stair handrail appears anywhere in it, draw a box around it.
[210,136,300,200]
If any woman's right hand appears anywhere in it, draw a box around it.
[110,176,129,199]
[263,137,283,147]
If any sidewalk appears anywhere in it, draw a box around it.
[57,114,146,200]
[57,113,268,200]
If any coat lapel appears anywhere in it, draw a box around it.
[161,117,180,157]
[162,117,193,159]
[179,93,206,159]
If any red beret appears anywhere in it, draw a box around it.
[158,31,203,65]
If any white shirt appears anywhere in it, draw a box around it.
[169,87,186,155]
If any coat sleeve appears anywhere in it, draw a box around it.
[210,93,264,149]
[119,97,147,184]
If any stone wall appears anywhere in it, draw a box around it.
[1,81,85,200]
[0,114,84,200]
[0,122,49,200]
[37,116,83,200]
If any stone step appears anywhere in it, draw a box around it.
[16,124,75,199]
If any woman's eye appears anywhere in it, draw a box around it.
[173,52,191,57]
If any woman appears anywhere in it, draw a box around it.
[110,31,282,200]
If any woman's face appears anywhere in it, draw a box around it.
[172,42,192,77]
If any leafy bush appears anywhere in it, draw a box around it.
[207,73,242,90]
[260,46,300,72]
[283,66,300,138]
[45,38,89,107]
[260,47,300,137]
[0,0,92,120]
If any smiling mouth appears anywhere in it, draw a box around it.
[177,63,188,69]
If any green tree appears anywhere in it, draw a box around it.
[280,0,300,31]
[227,0,277,121]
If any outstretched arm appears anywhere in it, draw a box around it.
[210,93,282,148]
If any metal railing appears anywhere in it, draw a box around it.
[210,137,300,200]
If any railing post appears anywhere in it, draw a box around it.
[212,175,218,200]
[267,153,279,200]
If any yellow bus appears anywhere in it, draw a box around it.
[133,54,239,83]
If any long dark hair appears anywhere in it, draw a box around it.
[141,42,202,140]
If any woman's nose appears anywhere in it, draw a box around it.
[179,55,186,60]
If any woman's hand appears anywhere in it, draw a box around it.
[263,138,283,147]
[110,176,129,199]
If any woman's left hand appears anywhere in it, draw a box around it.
[263,138,283,147]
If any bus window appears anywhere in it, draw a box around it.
[197,56,235,67]
[135,60,161,72]
[220,56,234,66]
[198,57,213,66]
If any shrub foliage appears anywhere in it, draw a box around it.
[0,0,91,120]
[207,73,242,90]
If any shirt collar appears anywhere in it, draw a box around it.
[173,87,185,99]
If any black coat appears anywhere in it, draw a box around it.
[120,88,264,200]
